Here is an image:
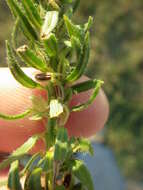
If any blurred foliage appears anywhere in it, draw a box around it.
[0,0,143,181]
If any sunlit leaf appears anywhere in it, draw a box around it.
[43,33,58,57]
[64,15,84,40]
[41,11,59,38]
[6,41,41,89]
[66,32,90,82]
[17,45,48,72]
[6,0,38,41]
[21,0,42,29]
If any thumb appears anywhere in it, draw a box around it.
[0,68,109,153]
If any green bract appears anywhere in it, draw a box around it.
[0,0,104,189]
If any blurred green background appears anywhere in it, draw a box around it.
[0,0,143,186]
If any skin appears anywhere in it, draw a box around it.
[0,68,109,185]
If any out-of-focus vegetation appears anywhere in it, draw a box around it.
[0,0,143,182]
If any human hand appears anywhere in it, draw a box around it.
[0,68,109,183]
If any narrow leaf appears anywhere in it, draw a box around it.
[20,153,41,176]
[0,109,31,120]
[21,0,42,29]
[17,45,48,72]
[42,33,58,57]
[71,79,99,94]
[13,136,39,157]
[6,0,38,41]
[84,16,93,31]
[45,119,56,150]
[0,136,39,170]
[38,151,53,172]
[26,168,43,190]
[8,161,22,190]
[6,41,40,89]
[64,15,83,40]
[12,18,20,49]
[66,32,90,82]
[71,36,82,57]
[72,160,94,190]
[41,11,59,38]
[71,80,104,112]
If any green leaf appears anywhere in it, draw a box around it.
[42,33,58,57]
[41,11,59,38]
[54,127,68,161]
[66,32,90,82]
[20,153,41,176]
[71,80,104,112]
[64,15,84,40]
[0,136,39,170]
[38,151,53,172]
[13,136,39,157]
[12,18,20,49]
[77,139,94,156]
[17,45,48,72]
[21,0,42,29]
[71,79,99,94]
[25,168,43,190]
[45,119,56,150]
[6,0,38,41]
[71,36,82,57]
[72,160,94,190]
[8,161,22,190]
[6,41,41,89]
[55,185,66,190]
[84,16,93,31]
[0,109,31,120]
